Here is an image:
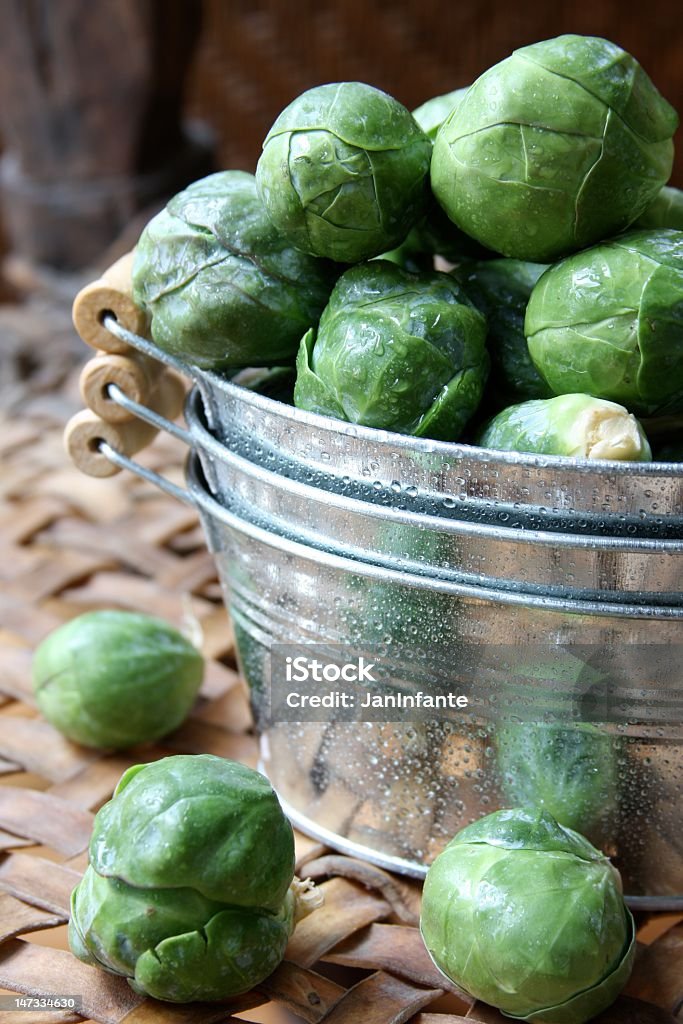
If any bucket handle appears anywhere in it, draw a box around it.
[95,380,201,507]
[97,435,197,508]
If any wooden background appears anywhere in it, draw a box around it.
[187,0,683,185]
[0,0,680,268]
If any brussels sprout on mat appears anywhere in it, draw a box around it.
[294,260,488,440]
[256,82,432,263]
[32,611,203,749]
[132,171,337,370]
[420,808,635,1024]
[635,185,683,230]
[413,87,470,141]
[525,230,683,416]
[69,755,319,1002]
[460,259,551,403]
[478,394,651,460]
[431,35,677,261]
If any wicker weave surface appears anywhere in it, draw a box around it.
[0,367,681,1024]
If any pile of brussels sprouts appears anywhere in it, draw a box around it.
[133,33,683,462]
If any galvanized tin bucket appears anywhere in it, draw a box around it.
[106,322,683,539]
[184,453,682,909]
[185,391,683,606]
[195,370,683,539]
[96,319,683,909]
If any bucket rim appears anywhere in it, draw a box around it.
[186,393,683,555]
[187,455,683,620]
[104,319,683,480]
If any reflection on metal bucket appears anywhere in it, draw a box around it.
[94,322,683,911]
[186,389,683,606]
[188,456,683,909]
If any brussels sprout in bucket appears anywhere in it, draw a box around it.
[459,259,551,403]
[525,230,683,417]
[431,35,678,261]
[420,809,635,1024]
[256,82,432,263]
[132,171,337,370]
[293,261,488,440]
[478,395,652,461]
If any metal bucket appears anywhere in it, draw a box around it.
[176,456,682,909]
[105,321,683,539]
[96,320,683,909]
[186,391,683,606]
[193,375,683,539]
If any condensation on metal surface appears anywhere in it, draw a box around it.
[103,318,683,537]
[100,319,683,908]
[189,456,683,908]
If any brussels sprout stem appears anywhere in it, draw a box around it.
[570,405,647,460]
[291,877,324,923]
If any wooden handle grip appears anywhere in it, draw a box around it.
[71,250,149,353]
[79,351,156,423]
[66,369,188,477]
[64,409,157,477]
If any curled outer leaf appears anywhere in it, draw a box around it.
[413,87,470,141]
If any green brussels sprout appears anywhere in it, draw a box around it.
[69,755,301,1001]
[412,87,470,141]
[132,171,337,370]
[478,394,652,460]
[431,35,678,261]
[495,722,618,844]
[255,82,432,263]
[635,185,683,230]
[420,808,636,1024]
[294,261,488,440]
[460,260,551,402]
[525,230,683,416]
[32,611,203,749]
[70,868,294,1003]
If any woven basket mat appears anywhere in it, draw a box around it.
[0,372,681,1024]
